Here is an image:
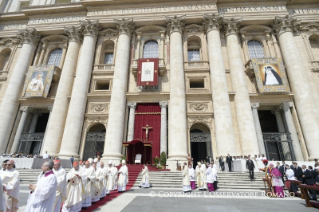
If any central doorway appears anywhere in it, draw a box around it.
[190,123,212,168]
[83,123,105,160]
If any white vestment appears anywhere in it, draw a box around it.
[1,168,19,212]
[112,166,118,190]
[199,165,207,190]
[265,71,279,85]
[53,167,67,212]
[28,77,44,91]
[189,168,195,182]
[62,168,83,212]
[182,166,191,192]
[106,167,116,194]
[195,165,202,187]
[206,167,215,183]
[81,167,95,207]
[42,154,49,159]
[139,167,150,188]
[24,171,57,212]
[0,178,5,212]
[97,167,107,198]
[92,169,102,202]
[286,169,295,180]
[118,165,128,192]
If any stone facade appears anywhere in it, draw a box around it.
[0,0,319,167]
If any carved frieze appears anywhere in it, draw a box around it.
[189,103,208,111]
[188,115,213,129]
[89,103,108,113]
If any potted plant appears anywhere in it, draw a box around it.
[153,156,159,166]
[160,151,167,169]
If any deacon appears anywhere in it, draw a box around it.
[106,161,115,196]
[118,160,128,192]
[25,160,57,212]
[139,165,150,188]
[97,162,107,198]
[199,162,207,190]
[2,160,19,212]
[188,164,196,190]
[53,160,67,212]
[62,162,83,212]
[81,161,95,207]
[91,165,100,202]
[182,162,191,193]
[112,162,118,191]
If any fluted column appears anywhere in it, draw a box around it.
[203,14,236,156]
[58,20,100,159]
[166,15,188,165]
[0,28,40,151]
[272,15,319,160]
[42,26,82,155]
[280,102,303,160]
[127,102,137,141]
[251,103,266,155]
[159,101,168,155]
[224,18,259,156]
[11,107,29,153]
[102,18,134,163]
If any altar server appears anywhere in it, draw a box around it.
[139,165,150,188]
[81,161,95,207]
[112,162,118,190]
[182,163,191,192]
[188,164,196,190]
[62,162,83,212]
[24,160,57,212]
[97,162,107,198]
[206,163,216,192]
[118,160,128,192]
[53,160,67,212]
[2,160,19,212]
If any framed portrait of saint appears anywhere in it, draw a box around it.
[251,58,290,93]
[22,65,55,98]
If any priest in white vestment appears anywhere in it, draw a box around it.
[182,163,191,192]
[62,162,83,212]
[96,162,107,198]
[206,164,216,192]
[91,165,100,202]
[105,161,115,196]
[118,160,128,192]
[195,162,202,189]
[0,178,5,212]
[112,162,118,191]
[52,160,67,212]
[199,163,207,190]
[81,161,95,207]
[139,165,150,188]
[1,160,19,212]
[188,164,196,190]
[24,160,58,212]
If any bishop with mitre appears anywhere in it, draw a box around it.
[118,160,128,192]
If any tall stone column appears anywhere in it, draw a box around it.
[29,111,41,133]
[0,28,40,151]
[272,15,319,159]
[159,101,168,155]
[166,15,188,167]
[127,102,137,141]
[203,14,236,156]
[42,26,82,155]
[224,18,259,156]
[11,107,29,153]
[280,102,303,160]
[251,103,266,155]
[102,18,134,164]
[58,20,100,159]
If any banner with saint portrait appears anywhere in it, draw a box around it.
[22,65,55,98]
[137,58,159,86]
[251,58,290,93]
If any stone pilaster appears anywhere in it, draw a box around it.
[165,15,188,168]
[42,26,82,156]
[203,13,236,156]
[224,18,259,156]
[159,101,168,155]
[251,103,266,155]
[29,111,41,133]
[59,20,100,159]
[102,18,134,164]
[127,102,137,141]
[272,15,319,160]
[11,107,29,153]
[0,28,40,152]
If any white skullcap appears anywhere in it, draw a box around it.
[88,158,93,163]
[108,160,113,165]
[122,160,126,164]
[94,158,98,163]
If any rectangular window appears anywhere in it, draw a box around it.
[104,53,113,64]
[190,79,204,88]
[188,50,200,61]
[95,81,110,90]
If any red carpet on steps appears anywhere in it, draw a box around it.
[80,165,169,211]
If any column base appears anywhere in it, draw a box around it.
[58,152,79,160]
[166,157,187,171]
[101,152,123,166]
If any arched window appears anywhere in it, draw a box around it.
[247,40,265,59]
[143,40,158,58]
[187,37,201,61]
[47,48,63,66]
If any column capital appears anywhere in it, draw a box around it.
[114,18,135,36]
[159,101,168,108]
[80,20,101,38]
[127,102,137,109]
[203,13,224,33]
[271,106,281,115]
[251,103,260,109]
[166,15,185,35]
[17,28,40,45]
[64,26,82,43]
[20,106,29,112]
[279,102,293,110]
[47,105,53,112]
[271,15,301,36]
[223,18,242,37]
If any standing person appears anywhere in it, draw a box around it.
[91,165,100,202]
[206,163,215,192]
[118,160,128,192]
[2,160,19,212]
[199,162,207,190]
[1,160,8,172]
[112,162,118,191]
[293,162,303,182]
[269,164,284,198]
[226,154,232,172]
[195,162,202,189]
[314,159,318,168]
[182,163,191,193]
[70,156,74,168]
[139,165,150,188]
[42,151,50,159]
[25,160,57,211]
[81,161,95,208]
[211,161,218,190]
[97,162,107,198]
[301,165,317,200]
[0,178,4,212]
[188,164,195,190]
[218,156,224,171]
[275,162,280,170]
[52,160,67,212]
[285,164,298,192]
[62,162,83,212]
[246,157,255,181]
[279,161,286,182]
[106,161,115,196]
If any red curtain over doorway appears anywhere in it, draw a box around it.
[133,103,161,161]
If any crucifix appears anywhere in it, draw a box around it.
[142,124,153,142]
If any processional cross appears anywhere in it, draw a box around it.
[142,124,153,142]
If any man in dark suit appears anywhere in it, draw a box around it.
[218,155,225,171]
[290,161,295,170]
[293,162,303,182]
[226,154,232,172]
[246,157,255,181]
[279,161,286,182]
[302,165,317,200]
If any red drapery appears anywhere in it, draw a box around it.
[133,103,161,162]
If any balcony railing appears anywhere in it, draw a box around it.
[18,133,45,155]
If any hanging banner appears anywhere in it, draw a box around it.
[22,65,55,98]
[251,58,290,93]
[137,58,159,86]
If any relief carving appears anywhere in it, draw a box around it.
[189,103,208,111]
[188,116,212,128]
[89,103,108,113]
